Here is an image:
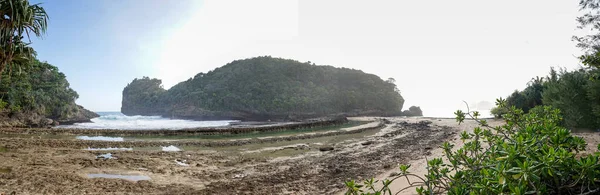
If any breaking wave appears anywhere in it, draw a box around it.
[57,112,237,130]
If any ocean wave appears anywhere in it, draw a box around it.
[56,112,238,130]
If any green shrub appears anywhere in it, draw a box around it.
[345,99,600,195]
[490,106,508,119]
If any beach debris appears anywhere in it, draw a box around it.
[233,174,246,179]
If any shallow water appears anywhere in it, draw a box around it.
[77,136,124,141]
[87,174,150,181]
[86,147,133,151]
[96,153,114,159]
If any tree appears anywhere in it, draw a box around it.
[574,0,600,68]
[0,0,49,82]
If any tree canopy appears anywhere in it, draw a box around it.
[0,0,49,82]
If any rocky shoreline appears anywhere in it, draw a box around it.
[0,118,457,194]
[0,104,99,128]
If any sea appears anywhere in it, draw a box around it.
[56,112,238,130]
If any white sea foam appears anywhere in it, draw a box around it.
[56,112,238,130]
[162,145,181,152]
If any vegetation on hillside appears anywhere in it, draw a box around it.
[122,56,407,120]
[0,59,97,125]
[0,0,96,126]
[121,76,165,116]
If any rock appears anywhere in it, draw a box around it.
[55,104,99,125]
[296,144,310,150]
[389,172,400,177]
[319,147,334,152]
[382,118,392,124]
[361,141,376,146]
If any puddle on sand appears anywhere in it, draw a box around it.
[86,147,133,151]
[87,174,150,181]
[77,136,124,141]
[96,153,114,159]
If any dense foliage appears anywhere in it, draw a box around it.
[0,59,89,121]
[122,56,406,119]
[0,0,49,82]
[490,106,509,119]
[495,68,600,128]
[543,69,600,128]
[121,76,165,116]
[346,100,600,195]
[504,77,545,113]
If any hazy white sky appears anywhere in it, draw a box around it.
[148,0,583,117]
[35,0,585,117]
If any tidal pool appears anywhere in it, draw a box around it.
[76,136,124,141]
[87,174,150,181]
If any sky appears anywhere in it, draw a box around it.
[30,0,585,117]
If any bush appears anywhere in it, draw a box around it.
[345,99,600,195]
[490,106,508,119]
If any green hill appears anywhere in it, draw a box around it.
[0,59,98,127]
[122,56,406,120]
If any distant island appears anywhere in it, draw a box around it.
[122,56,420,121]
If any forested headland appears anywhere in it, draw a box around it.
[0,59,99,127]
[122,56,419,121]
[0,0,98,127]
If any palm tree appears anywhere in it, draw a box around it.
[0,0,48,82]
